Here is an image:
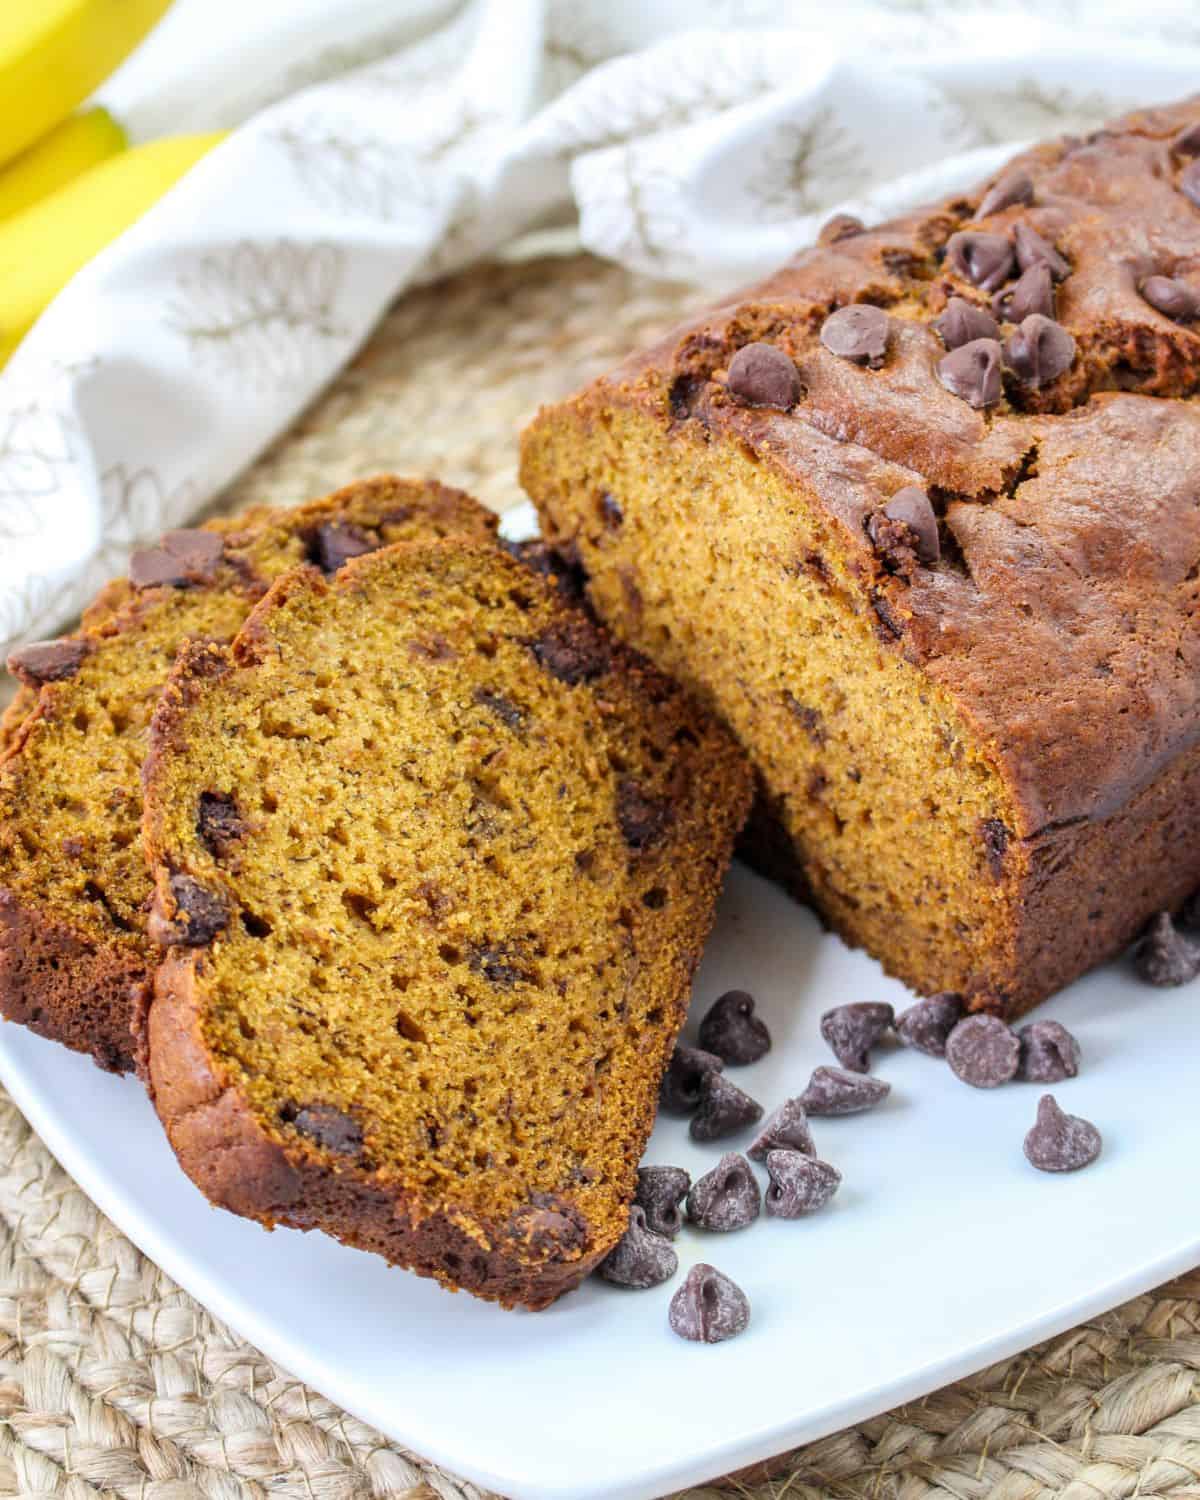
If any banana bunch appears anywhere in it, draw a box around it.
[0,1,226,366]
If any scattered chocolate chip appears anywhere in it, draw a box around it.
[945,231,1014,292]
[1016,1019,1081,1083]
[597,1205,678,1288]
[817,212,865,245]
[686,1152,761,1231]
[933,297,1000,350]
[764,1150,841,1218]
[697,990,771,1065]
[600,492,624,529]
[691,1071,763,1142]
[748,1098,814,1161]
[994,262,1055,322]
[945,1014,1021,1088]
[289,1103,363,1155]
[867,486,940,569]
[1133,911,1200,986]
[468,942,531,988]
[6,638,86,686]
[819,304,890,366]
[197,790,247,859]
[896,993,964,1057]
[819,1002,894,1073]
[1023,1093,1102,1172]
[937,337,1003,408]
[975,170,1034,219]
[659,1043,724,1115]
[507,1195,588,1257]
[669,1263,750,1343]
[1139,274,1200,323]
[130,529,224,589]
[502,538,588,599]
[1013,222,1070,280]
[981,817,1011,877]
[529,618,610,685]
[1003,314,1076,388]
[155,873,229,947]
[311,522,377,573]
[799,1064,891,1116]
[634,1165,691,1239]
[473,687,525,731]
[616,778,670,851]
[1181,161,1200,209]
[784,695,825,742]
[1172,122,1200,157]
[668,371,706,421]
[726,342,802,409]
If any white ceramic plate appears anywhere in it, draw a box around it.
[2,507,1198,1499]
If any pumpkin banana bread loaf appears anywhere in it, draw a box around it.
[521,95,1200,1019]
[0,478,497,1071]
[140,542,751,1308]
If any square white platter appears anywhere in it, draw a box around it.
[2,856,1199,1500]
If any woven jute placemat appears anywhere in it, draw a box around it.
[4,253,1200,1500]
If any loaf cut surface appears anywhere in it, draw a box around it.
[141,541,751,1307]
[521,96,1200,1018]
[0,478,496,1071]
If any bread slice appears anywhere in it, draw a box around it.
[0,479,496,1071]
[140,541,751,1308]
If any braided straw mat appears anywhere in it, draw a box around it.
[4,252,1200,1500]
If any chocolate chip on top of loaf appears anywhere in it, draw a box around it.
[521,95,1200,1018]
[0,478,498,1072]
[140,541,752,1309]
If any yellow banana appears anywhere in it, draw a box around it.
[0,0,173,166]
[0,107,126,221]
[0,132,226,367]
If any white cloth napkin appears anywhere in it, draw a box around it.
[3,0,1199,657]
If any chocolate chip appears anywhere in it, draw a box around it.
[1181,161,1200,209]
[668,372,705,420]
[697,990,771,1064]
[686,1152,761,1231]
[933,297,1000,350]
[473,687,525,731]
[819,304,890,366]
[156,873,229,947]
[1133,911,1200,986]
[289,1103,363,1155]
[597,1205,678,1288]
[600,492,623,529]
[1139,275,1200,323]
[506,1195,588,1257]
[659,1043,723,1115]
[975,170,1034,219]
[197,791,247,859]
[748,1098,814,1161]
[981,817,1011,877]
[312,522,377,573]
[616,778,670,850]
[945,231,1014,292]
[634,1165,691,1239]
[784,694,825,742]
[1016,1019,1081,1083]
[1003,314,1076,388]
[726,342,802,409]
[6,638,86,686]
[669,1263,750,1343]
[130,529,223,589]
[764,1150,841,1218]
[817,212,865,245]
[867,486,940,569]
[502,538,588,601]
[528,618,610,685]
[1013,222,1070,281]
[993,262,1055,323]
[468,942,531,988]
[819,1002,894,1073]
[1023,1094,1101,1173]
[799,1064,891,1115]
[945,1014,1020,1088]
[896,992,964,1057]
[1172,122,1200,157]
[939,335,1004,407]
[690,1071,763,1142]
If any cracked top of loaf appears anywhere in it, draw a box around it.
[565,95,1200,836]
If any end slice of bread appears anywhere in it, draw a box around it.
[141,541,752,1308]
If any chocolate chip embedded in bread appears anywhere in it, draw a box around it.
[686,1152,760,1231]
[197,791,247,859]
[945,1013,1020,1088]
[1139,274,1200,323]
[726,342,802,409]
[506,1194,588,1259]
[937,338,1003,408]
[149,872,230,947]
[600,492,624,529]
[634,1165,690,1239]
[473,687,526,732]
[981,817,1011,877]
[799,1064,890,1115]
[697,989,771,1064]
[468,942,531,988]
[764,1150,841,1218]
[1016,1019,1081,1082]
[975,170,1034,219]
[867,487,940,569]
[312,522,378,573]
[6,638,86,687]
[819,304,890,366]
[616,778,670,850]
[1133,910,1200,985]
[1181,161,1200,209]
[1023,1093,1101,1172]
[994,263,1055,323]
[288,1102,364,1155]
[669,1263,750,1343]
[659,1042,723,1115]
[130,529,224,589]
[817,212,865,245]
[690,1071,763,1142]
[819,1001,894,1073]
[933,297,999,350]
[597,1204,678,1288]
[896,992,964,1056]
[747,1097,815,1161]
[1013,222,1070,281]
[1003,314,1077,388]
[528,618,610,685]
[945,231,1014,292]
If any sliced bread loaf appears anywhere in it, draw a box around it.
[141,541,752,1307]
